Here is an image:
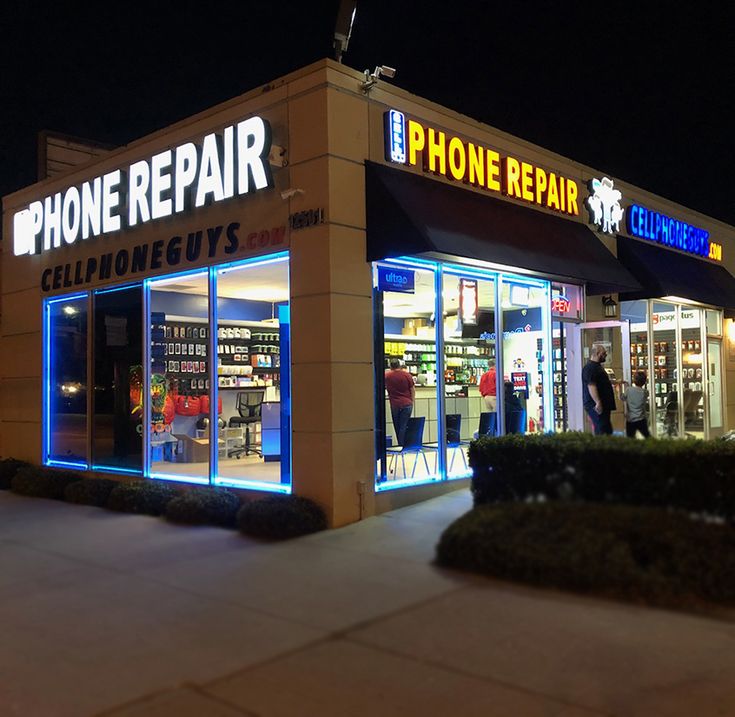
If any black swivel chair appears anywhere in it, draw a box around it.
[228,390,264,458]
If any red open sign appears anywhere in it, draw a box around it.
[551,296,571,313]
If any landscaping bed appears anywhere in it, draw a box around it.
[441,433,735,608]
[469,433,735,521]
[0,457,326,539]
[436,501,735,608]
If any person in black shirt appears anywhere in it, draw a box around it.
[503,380,525,434]
[581,343,616,435]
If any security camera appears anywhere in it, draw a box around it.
[361,64,398,93]
[280,188,305,200]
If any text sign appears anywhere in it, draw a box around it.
[13,116,274,257]
[378,265,415,293]
[383,110,580,217]
[626,204,722,262]
[511,371,529,397]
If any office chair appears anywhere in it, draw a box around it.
[228,390,264,458]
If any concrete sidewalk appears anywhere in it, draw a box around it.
[1,489,735,717]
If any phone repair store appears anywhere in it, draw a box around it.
[5,59,735,527]
[3,110,300,496]
[367,100,735,493]
[368,108,643,489]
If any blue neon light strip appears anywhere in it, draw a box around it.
[216,251,289,273]
[95,282,143,295]
[149,472,210,485]
[47,459,88,470]
[45,292,88,305]
[376,476,442,492]
[214,477,291,494]
[92,465,143,475]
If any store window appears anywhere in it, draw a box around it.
[143,254,291,489]
[374,259,554,490]
[92,285,143,473]
[45,294,89,467]
[499,277,551,434]
[43,251,292,490]
[441,268,496,478]
[375,260,441,488]
[622,299,723,439]
[147,270,210,484]
[214,255,291,490]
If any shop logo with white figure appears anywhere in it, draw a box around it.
[586,177,623,234]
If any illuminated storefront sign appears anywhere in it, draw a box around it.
[13,116,274,256]
[384,110,579,217]
[377,265,415,293]
[626,204,722,262]
[586,177,623,235]
[551,284,583,319]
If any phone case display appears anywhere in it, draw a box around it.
[217,327,280,389]
[383,337,494,387]
[151,317,210,401]
[552,333,567,432]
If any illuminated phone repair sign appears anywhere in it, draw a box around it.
[13,116,274,256]
[383,110,579,217]
[626,204,722,262]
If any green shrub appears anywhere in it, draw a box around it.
[11,465,84,500]
[436,502,735,607]
[165,488,241,528]
[64,478,119,507]
[237,495,327,539]
[469,433,735,520]
[0,458,31,490]
[106,480,178,516]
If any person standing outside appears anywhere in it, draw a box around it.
[582,343,616,435]
[622,370,650,438]
[385,358,415,446]
[479,361,497,411]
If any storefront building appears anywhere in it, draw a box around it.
[4,59,735,526]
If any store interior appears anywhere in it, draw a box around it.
[148,259,289,487]
[622,299,723,439]
[378,261,551,487]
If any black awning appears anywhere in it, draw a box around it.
[617,237,735,308]
[365,161,641,295]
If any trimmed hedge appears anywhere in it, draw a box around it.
[64,478,119,507]
[0,458,30,490]
[11,465,83,500]
[436,502,735,606]
[470,433,735,520]
[165,488,241,528]
[106,481,178,516]
[237,495,327,539]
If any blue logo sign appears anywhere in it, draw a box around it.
[626,204,719,260]
[384,110,407,164]
[378,265,414,293]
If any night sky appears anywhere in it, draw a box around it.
[2,2,733,225]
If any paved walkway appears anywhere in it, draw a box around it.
[2,489,735,716]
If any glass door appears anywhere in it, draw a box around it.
[706,338,724,437]
[567,321,631,433]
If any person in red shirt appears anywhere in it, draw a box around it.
[479,362,497,411]
[385,358,415,446]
